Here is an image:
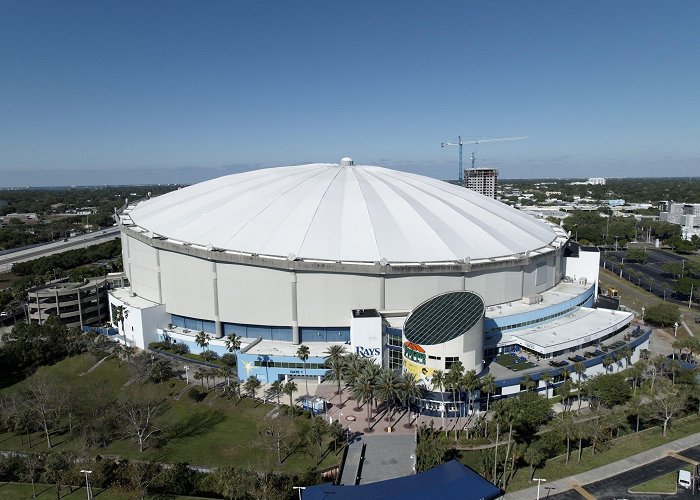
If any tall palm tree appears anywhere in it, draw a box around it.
[351,369,376,432]
[224,333,241,358]
[296,344,311,396]
[540,372,552,399]
[573,361,585,410]
[481,374,496,415]
[376,369,399,429]
[602,355,614,374]
[399,372,424,426]
[556,412,578,464]
[268,380,283,409]
[114,305,129,340]
[342,353,364,409]
[462,369,479,416]
[431,369,446,428]
[324,344,347,405]
[283,381,298,408]
[195,331,210,362]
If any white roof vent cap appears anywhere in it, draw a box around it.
[340,157,354,166]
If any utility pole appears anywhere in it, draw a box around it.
[690,283,694,309]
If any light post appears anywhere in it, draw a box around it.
[292,486,306,500]
[184,365,190,384]
[663,288,671,301]
[533,477,547,500]
[80,469,92,500]
[641,307,645,322]
[674,322,679,337]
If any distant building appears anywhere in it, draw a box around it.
[465,167,498,198]
[660,201,700,240]
[588,177,606,185]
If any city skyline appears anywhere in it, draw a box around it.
[2,0,698,186]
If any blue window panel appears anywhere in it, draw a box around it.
[247,325,272,340]
[223,323,246,337]
[171,315,186,328]
[202,320,215,334]
[327,328,350,342]
[300,327,324,342]
[271,326,292,342]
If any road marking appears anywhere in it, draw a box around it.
[668,451,699,465]
[571,483,597,500]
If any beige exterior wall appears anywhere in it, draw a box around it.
[384,274,464,311]
[159,251,215,319]
[216,263,293,326]
[296,272,380,327]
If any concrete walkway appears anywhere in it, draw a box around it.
[504,432,700,500]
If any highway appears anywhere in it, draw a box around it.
[0,226,120,273]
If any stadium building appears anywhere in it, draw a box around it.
[109,159,648,414]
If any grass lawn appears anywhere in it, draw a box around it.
[459,414,700,492]
[0,482,214,499]
[628,465,693,494]
[0,354,342,473]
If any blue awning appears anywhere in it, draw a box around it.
[304,460,501,500]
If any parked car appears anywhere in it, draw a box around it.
[678,469,692,490]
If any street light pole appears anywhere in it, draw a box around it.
[184,365,190,384]
[674,322,679,337]
[292,486,306,500]
[533,478,547,500]
[80,470,92,500]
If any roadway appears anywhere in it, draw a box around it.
[602,249,696,307]
[548,444,700,499]
[0,227,120,273]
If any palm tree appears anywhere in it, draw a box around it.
[556,413,578,464]
[376,369,399,429]
[431,369,446,428]
[113,342,124,367]
[268,380,283,409]
[195,331,210,362]
[283,381,298,408]
[342,354,364,409]
[462,369,479,417]
[573,361,585,410]
[481,374,496,415]
[244,376,261,402]
[351,369,376,432]
[296,344,310,396]
[399,372,423,427]
[324,344,347,405]
[224,333,241,363]
[602,355,614,374]
[540,372,553,399]
[646,277,655,293]
[114,305,129,340]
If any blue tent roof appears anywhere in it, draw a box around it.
[304,460,501,500]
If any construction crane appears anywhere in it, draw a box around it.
[441,136,528,185]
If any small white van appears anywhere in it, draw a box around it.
[678,469,692,490]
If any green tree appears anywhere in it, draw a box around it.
[584,373,631,412]
[540,372,553,400]
[296,344,310,396]
[399,372,423,427]
[625,248,648,263]
[268,380,283,409]
[645,302,680,326]
[352,364,380,431]
[431,369,446,428]
[114,305,129,339]
[376,369,399,430]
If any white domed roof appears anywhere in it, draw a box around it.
[127,163,557,263]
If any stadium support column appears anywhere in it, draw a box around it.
[379,275,386,310]
[155,248,163,304]
[211,262,222,338]
[291,271,299,344]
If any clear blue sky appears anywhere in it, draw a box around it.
[1,0,698,186]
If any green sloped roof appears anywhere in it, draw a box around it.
[404,291,484,345]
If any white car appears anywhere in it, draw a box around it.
[678,469,692,490]
[0,311,9,318]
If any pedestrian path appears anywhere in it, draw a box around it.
[340,441,364,485]
[504,432,700,499]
